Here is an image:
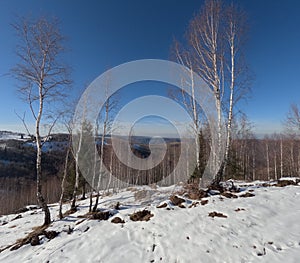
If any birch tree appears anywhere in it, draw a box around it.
[92,91,117,211]
[171,43,203,176]
[286,104,300,132]
[265,136,270,181]
[58,129,72,219]
[12,16,71,225]
[175,0,249,185]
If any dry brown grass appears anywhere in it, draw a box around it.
[10,225,48,251]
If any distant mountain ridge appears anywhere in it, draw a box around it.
[0,131,28,141]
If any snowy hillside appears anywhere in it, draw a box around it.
[0,181,300,263]
[0,131,30,141]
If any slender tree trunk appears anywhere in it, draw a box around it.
[71,129,84,211]
[88,192,93,213]
[59,142,71,219]
[36,95,51,226]
[190,68,200,170]
[252,141,256,181]
[222,41,235,178]
[290,141,294,176]
[81,183,86,200]
[93,100,109,212]
[266,142,270,181]
[274,150,277,181]
[71,158,80,210]
[280,137,283,178]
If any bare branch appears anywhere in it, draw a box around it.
[14,110,32,136]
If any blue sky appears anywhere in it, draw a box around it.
[0,0,300,136]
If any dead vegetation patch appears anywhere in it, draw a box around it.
[156,203,168,208]
[208,184,225,193]
[201,200,209,205]
[9,225,58,251]
[188,202,200,208]
[189,189,209,200]
[111,217,125,224]
[235,208,245,212]
[221,192,238,198]
[78,211,111,220]
[275,179,299,187]
[170,195,185,206]
[130,210,153,222]
[240,192,255,198]
[184,183,209,200]
[208,211,227,218]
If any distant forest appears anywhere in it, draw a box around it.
[1,127,300,215]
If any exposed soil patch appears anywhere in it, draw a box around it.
[184,183,209,200]
[111,217,125,224]
[78,211,111,220]
[10,225,50,251]
[188,202,200,208]
[130,210,153,222]
[201,200,209,205]
[190,189,208,200]
[208,211,227,218]
[30,235,40,246]
[91,211,110,220]
[156,203,168,208]
[240,192,255,198]
[221,192,238,199]
[208,184,225,193]
[43,230,58,240]
[275,179,299,187]
[170,195,185,206]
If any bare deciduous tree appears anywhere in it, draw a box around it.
[286,103,300,133]
[171,42,203,175]
[12,16,71,225]
[58,123,72,219]
[92,76,118,212]
[174,0,249,186]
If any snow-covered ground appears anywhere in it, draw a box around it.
[24,141,68,152]
[0,131,30,141]
[0,182,300,263]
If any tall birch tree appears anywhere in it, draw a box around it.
[12,16,71,225]
[175,0,249,185]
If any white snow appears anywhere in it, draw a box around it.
[279,177,300,183]
[0,131,30,141]
[0,182,300,263]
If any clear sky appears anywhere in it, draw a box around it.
[0,0,300,136]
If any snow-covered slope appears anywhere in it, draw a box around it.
[0,183,300,263]
[0,131,30,141]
